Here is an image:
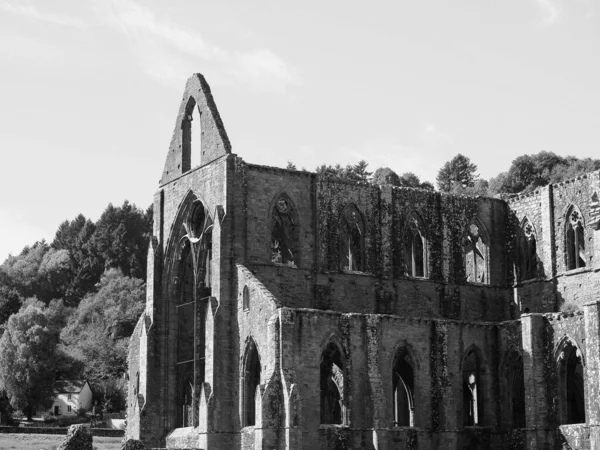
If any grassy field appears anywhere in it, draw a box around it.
[0,433,122,450]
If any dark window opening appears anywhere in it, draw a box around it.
[403,215,426,278]
[393,350,415,427]
[558,340,585,424]
[320,342,345,424]
[340,205,365,272]
[518,218,538,281]
[463,350,482,426]
[243,285,250,311]
[566,207,586,270]
[504,351,526,428]
[244,341,261,427]
[464,222,488,284]
[181,98,201,173]
[271,196,297,266]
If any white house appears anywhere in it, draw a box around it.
[47,380,93,416]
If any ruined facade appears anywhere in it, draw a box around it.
[126,74,600,450]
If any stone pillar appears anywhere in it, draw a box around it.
[584,301,600,448]
[521,313,552,449]
[278,308,301,450]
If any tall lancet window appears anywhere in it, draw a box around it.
[463,350,483,426]
[403,213,427,278]
[392,349,416,427]
[271,195,297,266]
[340,204,365,272]
[566,206,586,270]
[320,341,346,425]
[464,221,489,284]
[518,218,538,281]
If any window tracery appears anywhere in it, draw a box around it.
[518,217,538,281]
[403,213,427,278]
[340,204,365,272]
[392,349,415,427]
[557,339,585,424]
[271,195,297,266]
[566,205,586,270]
[320,341,346,425]
[464,221,489,284]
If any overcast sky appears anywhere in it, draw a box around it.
[1,0,599,261]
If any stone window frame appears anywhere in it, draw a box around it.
[181,96,202,173]
[517,217,538,282]
[554,336,586,425]
[402,211,428,279]
[564,204,587,271]
[242,337,261,428]
[391,345,419,428]
[319,337,349,426]
[268,192,299,267]
[339,203,366,273]
[165,192,214,431]
[462,346,484,427]
[463,218,491,285]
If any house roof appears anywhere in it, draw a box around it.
[54,380,88,394]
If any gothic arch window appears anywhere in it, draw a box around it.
[320,341,346,425]
[403,213,427,278]
[173,199,213,428]
[181,97,201,172]
[565,205,586,270]
[463,349,483,426]
[503,350,526,428]
[270,194,297,266]
[392,348,416,427]
[556,338,585,424]
[517,217,538,281]
[340,204,365,272]
[242,285,250,311]
[464,220,489,284]
[243,339,261,427]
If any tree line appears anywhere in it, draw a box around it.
[289,150,600,196]
[0,201,151,419]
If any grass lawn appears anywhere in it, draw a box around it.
[0,433,123,449]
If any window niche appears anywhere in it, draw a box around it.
[242,285,250,312]
[557,339,585,425]
[270,194,297,266]
[462,349,483,426]
[181,97,201,173]
[402,213,427,278]
[517,217,538,281]
[320,341,346,425]
[565,205,586,271]
[392,349,416,427]
[243,339,261,427]
[502,351,526,428]
[340,204,365,272]
[464,221,489,284]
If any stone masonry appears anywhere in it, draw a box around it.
[126,73,600,450]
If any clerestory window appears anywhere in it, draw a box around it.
[464,221,489,284]
[403,213,427,278]
[566,206,586,270]
[518,217,538,281]
[340,204,365,272]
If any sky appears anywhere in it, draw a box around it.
[0,0,599,262]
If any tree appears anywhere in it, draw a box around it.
[0,304,58,420]
[372,167,401,186]
[286,161,297,170]
[436,154,478,192]
[60,269,145,381]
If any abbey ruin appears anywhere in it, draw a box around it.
[126,74,600,449]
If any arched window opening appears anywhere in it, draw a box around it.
[464,222,489,284]
[175,200,212,428]
[403,214,427,278]
[392,350,415,427]
[271,195,297,266]
[504,351,526,428]
[557,340,585,424]
[518,218,538,281]
[244,340,261,427]
[181,98,202,173]
[463,350,482,426]
[566,206,586,270]
[340,205,365,272]
[320,342,345,424]
[243,285,250,311]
